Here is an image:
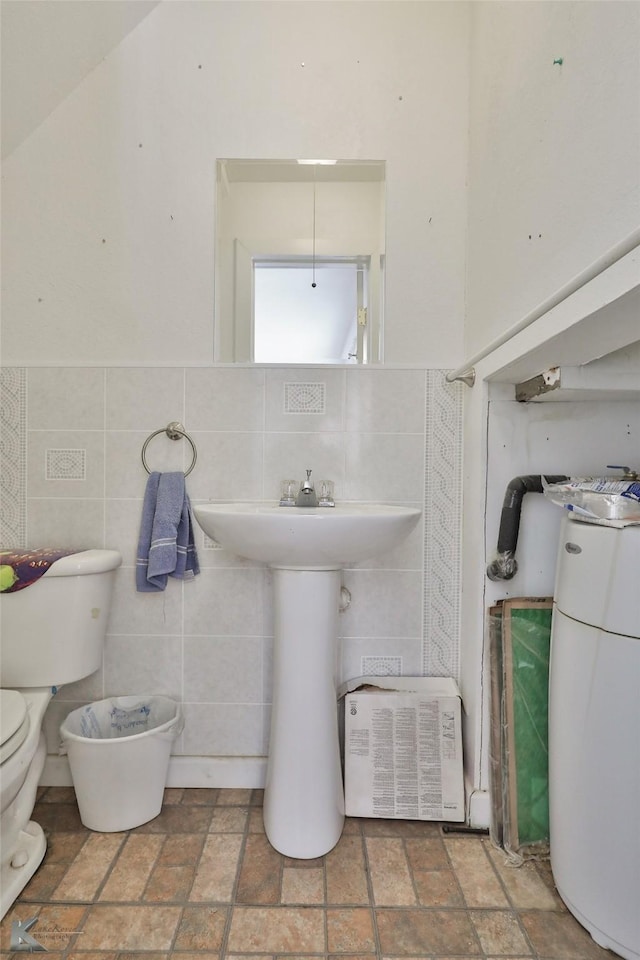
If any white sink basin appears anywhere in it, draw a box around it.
[192,498,422,858]
[193,501,421,569]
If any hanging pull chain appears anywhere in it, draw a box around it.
[311,166,317,288]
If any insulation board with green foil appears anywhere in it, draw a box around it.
[490,598,553,860]
[488,605,504,849]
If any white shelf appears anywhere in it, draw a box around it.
[516,341,640,402]
[476,246,640,395]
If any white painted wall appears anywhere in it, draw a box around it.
[467,0,640,358]
[1,1,469,367]
[0,0,159,159]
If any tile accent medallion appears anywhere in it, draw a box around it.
[283,381,326,414]
[423,371,463,679]
[0,367,26,547]
[45,447,87,481]
[361,655,403,677]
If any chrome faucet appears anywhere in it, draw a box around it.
[295,469,318,507]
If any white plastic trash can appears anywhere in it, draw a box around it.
[60,695,184,832]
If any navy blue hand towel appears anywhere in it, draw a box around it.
[136,471,200,592]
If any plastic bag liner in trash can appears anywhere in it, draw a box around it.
[60,695,184,832]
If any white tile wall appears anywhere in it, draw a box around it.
[28,367,105,430]
[2,365,463,763]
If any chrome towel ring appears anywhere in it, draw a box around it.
[141,421,197,477]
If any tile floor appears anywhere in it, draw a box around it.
[1,787,613,960]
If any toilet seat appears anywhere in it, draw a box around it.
[0,691,30,764]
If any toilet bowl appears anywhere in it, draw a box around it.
[0,548,122,919]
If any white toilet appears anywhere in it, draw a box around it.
[0,548,122,919]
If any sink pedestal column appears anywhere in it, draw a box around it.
[263,568,345,858]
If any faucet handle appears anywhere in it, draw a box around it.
[318,479,335,507]
[279,479,298,506]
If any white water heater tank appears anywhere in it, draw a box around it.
[549,515,640,960]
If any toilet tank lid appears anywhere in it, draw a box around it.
[43,549,122,577]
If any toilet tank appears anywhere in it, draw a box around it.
[0,549,122,687]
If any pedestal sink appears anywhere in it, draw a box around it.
[193,501,421,858]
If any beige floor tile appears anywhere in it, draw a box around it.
[53,833,125,901]
[226,956,270,960]
[227,906,325,952]
[217,788,253,805]
[161,788,184,804]
[189,834,243,902]
[444,836,509,907]
[9,904,86,952]
[281,866,324,904]
[236,834,283,904]
[172,954,220,960]
[32,800,88,832]
[99,834,164,901]
[519,909,615,959]
[536,858,570,908]
[39,786,78,804]
[327,907,376,952]
[330,956,376,960]
[376,907,481,955]
[366,837,417,906]
[326,834,370,904]
[80,905,181,951]
[183,787,219,806]
[45,832,88,864]
[486,844,563,910]
[341,817,361,834]
[406,839,462,907]
[405,836,449,870]
[117,953,168,960]
[248,807,266,833]
[470,909,533,955]
[173,904,227,950]
[137,805,212,834]
[144,864,195,902]
[20,863,68,901]
[412,868,464,907]
[65,952,119,960]
[208,805,249,833]
[158,833,205,865]
[0,904,23,951]
[361,817,442,837]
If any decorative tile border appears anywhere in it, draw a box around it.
[422,371,463,680]
[0,368,27,547]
